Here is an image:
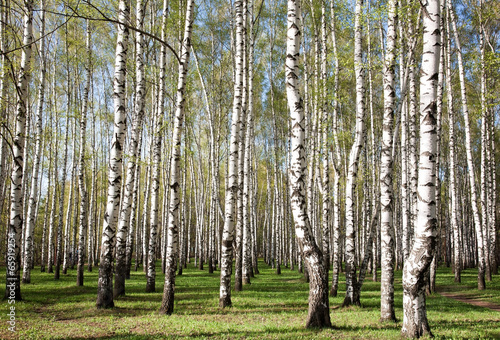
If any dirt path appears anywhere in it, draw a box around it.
[438,291,500,312]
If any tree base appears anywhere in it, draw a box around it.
[330,287,338,297]
[380,315,397,323]
[401,327,433,338]
[305,308,332,328]
[96,295,114,309]
[114,273,126,297]
[342,295,361,308]
[146,280,155,293]
[219,295,232,308]
[478,274,486,290]
[160,288,174,315]
[77,265,84,286]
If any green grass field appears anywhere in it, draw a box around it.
[0,261,499,339]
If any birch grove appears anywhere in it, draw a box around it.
[0,0,498,336]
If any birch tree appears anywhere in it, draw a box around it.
[96,0,130,308]
[380,0,397,322]
[22,0,45,284]
[447,0,486,290]
[219,0,244,308]
[444,15,460,283]
[401,0,441,336]
[343,0,366,307]
[160,0,194,315]
[115,0,146,297]
[147,0,168,293]
[286,0,331,328]
[5,0,33,300]
[77,20,91,287]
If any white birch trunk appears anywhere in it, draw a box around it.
[320,1,330,272]
[87,82,97,272]
[380,0,397,322]
[329,0,341,297]
[147,0,169,293]
[344,0,365,307]
[219,0,244,308]
[444,18,460,283]
[96,0,130,308]
[447,0,486,289]
[22,0,45,284]
[159,0,194,314]
[114,0,146,297]
[62,121,77,274]
[235,0,248,289]
[76,20,91,286]
[286,0,331,328]
[401,0,441,336]
[242,0,254,285]
[5,0,33,300]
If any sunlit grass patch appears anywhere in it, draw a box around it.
[0,261,498,339]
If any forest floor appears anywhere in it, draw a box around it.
[437,290,500,312]
[0,261,499,339]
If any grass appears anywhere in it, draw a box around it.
[437,267,500,305]
[0,261,498,339]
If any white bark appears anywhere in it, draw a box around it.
[380,0,397,322]
[22,0,45,284]
[447,0,486,289]
[62,119,77,274]
[147,0,170,293]
[286,0,331,328]
[114,0,146,294]
[329,0,341,297]
[242,0,254,285]
[444,18,460,283]
[344,0,365,307]
[160,0,194,314]
[219,0,244,308]
[5,0,33,300]
[77,20,91,286]
[96,0,130,308]
[320,1,329,272]
[401,0,441,336]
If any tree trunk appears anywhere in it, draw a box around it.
[55,20,73,281]
[286,0,331,328]
[320,1,330,273]
[159,0,194,315]
[329,0,341,298]
[380,0,397,322]
[343,0,365,308]
[242,0,254,286]
[444,14,461,283]
[76,20,91,287]
[96,0,130,309]
[22,0,45,284]
[447,0,486,290]
[5,0,33,301]
[401,0,440,336]
[63,112,77,275]
[219,0,244,309]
